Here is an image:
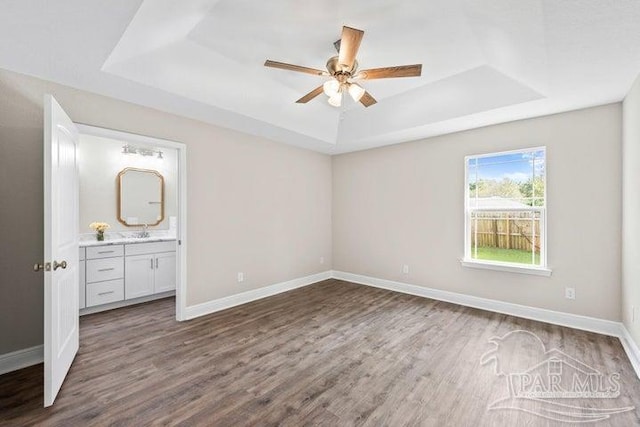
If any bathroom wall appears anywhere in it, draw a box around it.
[78,134,178,234]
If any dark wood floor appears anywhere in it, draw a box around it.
[1,279,639,426]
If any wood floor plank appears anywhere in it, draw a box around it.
[1,279,639,426]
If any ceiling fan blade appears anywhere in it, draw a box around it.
[338,26,364,70]
[264,60,326,76]
[296,86,324,104]
[360,91,377,107]
[358,64,422,80]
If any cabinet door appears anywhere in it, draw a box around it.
[79,260,86,310]
[125,254,155,299]
[154,252,176,293]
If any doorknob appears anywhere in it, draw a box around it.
[33,262,51,272]
[53,260,68,271]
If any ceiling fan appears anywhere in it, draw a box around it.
[264,26,422,108]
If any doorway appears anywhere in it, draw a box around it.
[43,96,188,407]
[75,124,188,322]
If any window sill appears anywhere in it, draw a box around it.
[460,259,552,277]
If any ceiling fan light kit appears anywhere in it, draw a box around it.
[264,26,422,108]
[323,79,340,97]
[348,83,365,102]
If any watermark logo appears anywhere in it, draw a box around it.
[481,330,634,423]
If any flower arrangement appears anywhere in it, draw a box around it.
[89,222,110,241]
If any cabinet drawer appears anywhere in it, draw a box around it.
[87,257,124,283]
[87,245,124,259]
[86,279,124,307]
[125,240,176,256]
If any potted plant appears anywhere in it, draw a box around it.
[89,222,110,241]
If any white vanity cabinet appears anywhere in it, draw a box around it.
[79,239,176,314]
[125,241,176,299]
[79,248,86,309]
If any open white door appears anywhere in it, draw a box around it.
[43,95,80,407]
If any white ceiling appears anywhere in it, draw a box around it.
[1,0,640,154]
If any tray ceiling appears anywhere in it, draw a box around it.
[1,0,640,153]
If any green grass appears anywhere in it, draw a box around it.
[471,247,540,265]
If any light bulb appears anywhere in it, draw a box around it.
[328,93,342,107]
[323,79,340,97]
[348,83,365,102]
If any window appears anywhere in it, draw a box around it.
[464,147,548,274]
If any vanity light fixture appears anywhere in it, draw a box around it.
[122,144,136,154]
[122,144,164,159]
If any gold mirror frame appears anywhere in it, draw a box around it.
[117,167,165,227]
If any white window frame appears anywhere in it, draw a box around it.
[461,146,551,276]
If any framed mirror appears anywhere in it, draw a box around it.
[117,167,164,226]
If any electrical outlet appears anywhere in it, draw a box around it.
[565,287,575,300]
[402,264,409,274]
[237,272,244,282]
[320,256,325,265]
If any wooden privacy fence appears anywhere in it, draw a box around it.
[470,212,541,252]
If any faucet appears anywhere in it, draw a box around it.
[137,224,150,238]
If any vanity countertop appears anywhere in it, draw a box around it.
[79,236,176,247]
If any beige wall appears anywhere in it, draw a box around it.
[333,104,622,321]
[0,69,332,355]
[0,64,626,358]
[623,73,640,345]
[79,134,178,233]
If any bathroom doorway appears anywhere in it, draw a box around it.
[75,125,187,321]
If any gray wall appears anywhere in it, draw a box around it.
[0,69,332,355]
[333,104,622,321]
[623,73,640,347]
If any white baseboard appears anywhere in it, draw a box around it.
[0,345,43,376]
[183,270,332,320]
[620,325,640,379]
[332,270,622,337]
